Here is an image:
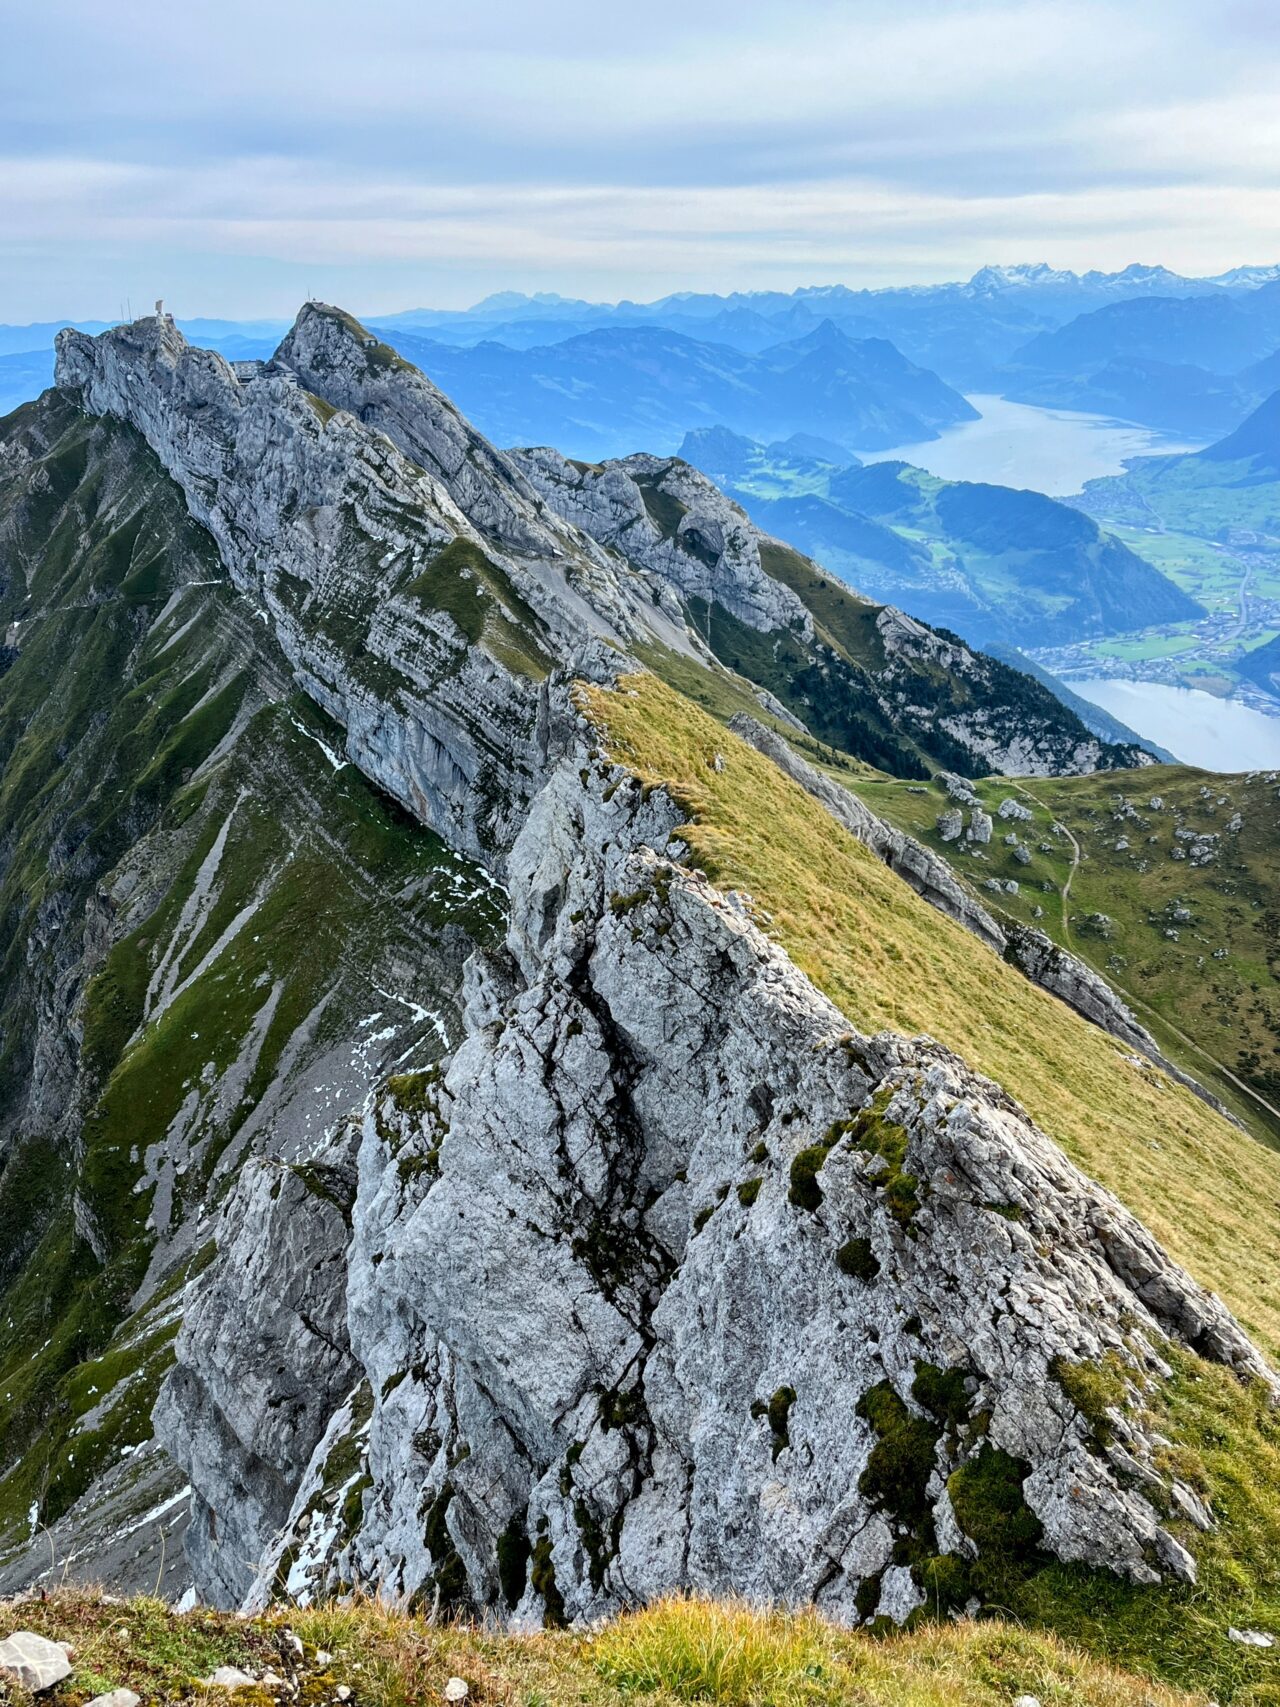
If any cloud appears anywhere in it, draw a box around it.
[2,0,1279,318]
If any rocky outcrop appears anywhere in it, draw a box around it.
[159,675,1271,1625]
[514,448,1146,779]
[514,447,810,637]
[53,304,1143,862]
[28,307,1242,1622]
[52,308,697,862]
[153,1127,361,1606]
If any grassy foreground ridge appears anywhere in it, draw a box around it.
[0,1591,1209,1707]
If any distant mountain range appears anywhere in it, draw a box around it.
[4,263,1280,474]
[367,263,1280,387]
[678,424,1202,650]
[358,322,976,459]
[998,283,1280,436]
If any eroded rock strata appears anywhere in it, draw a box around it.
[1,305,1260,1621]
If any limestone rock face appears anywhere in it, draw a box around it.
[46,309,1247,1624]
[153,1127,361,1607]
[514,447,811,637]
[52,308,694,862]
[160,680,1271,1626]
[514,450,1144,780]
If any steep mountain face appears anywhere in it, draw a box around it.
[1008,285,1280,381]
[676,428,1200,652]
[158,696,1266,1621]
[979,643,1177,758]
[1199,387,1280,473]
[514,448,1151,777]
[3,307,1276,1660]
[0,387,500,1591]
[1240,630,1280,697]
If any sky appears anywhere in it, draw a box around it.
[4,0,1280,323]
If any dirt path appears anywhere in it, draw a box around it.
[1010,780,1280,1131]
[1009,779,1078,944]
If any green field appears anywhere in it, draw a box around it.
[848,766,1280,1141]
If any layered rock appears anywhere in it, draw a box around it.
[154,1127,361,1606]
[520,447,1150,778]
[159,675,1270,1624]
[29,306,1248,1621]
[53,309,693,862]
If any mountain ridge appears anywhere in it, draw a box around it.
[1,306,1277,1694]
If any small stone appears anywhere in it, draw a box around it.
[1169,1480,1214,1532]
[1013,1696,1042,1707]
[203,1666,259,1689]
[0,1633,74,1693]
[336,1690,352,1703]
[315,1650,332,1666]
[1228,1627,1274,1647]
[86,1692,142,1707]
[444,1680,470,1702]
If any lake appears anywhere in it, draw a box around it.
[860,394,1203,497]
[1070,679,1280,771]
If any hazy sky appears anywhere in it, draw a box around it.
[4,0,1280,321]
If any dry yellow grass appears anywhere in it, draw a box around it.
[582,671,1280,1361]
[0,1588,1209,1707]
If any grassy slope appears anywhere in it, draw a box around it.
[848,766,1280,1138]
[583,672,1280,1699]
[583,672,1280,1359]
[0,397,502,1553]
[0,1591,1207,1707]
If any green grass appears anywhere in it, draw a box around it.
[583,671,1280,1700]
[847,765,1280,1140]
[405,537,552,679]
[0,1590,1210,1707]
[0,395,505,1551]
[583,673,1280,1362]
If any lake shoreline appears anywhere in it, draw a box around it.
[1068,677,1280,771]
[859,394,1204,496]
